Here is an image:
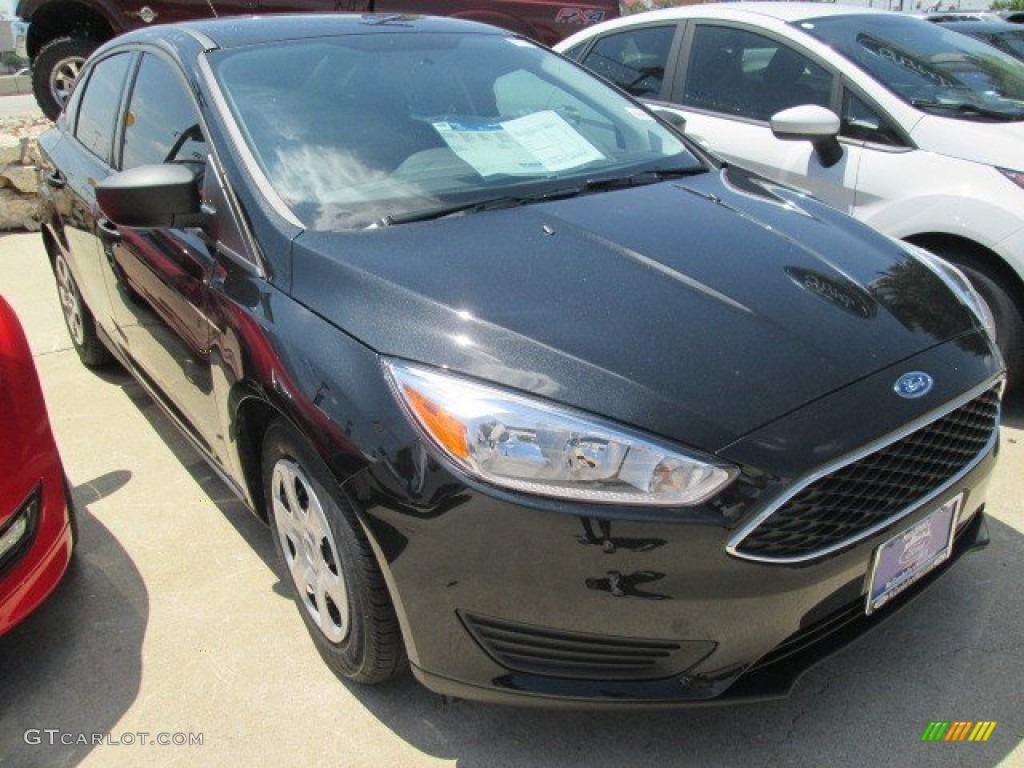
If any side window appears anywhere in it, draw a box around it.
[841,91,904,147]
[579,26,676,98]
[121,54,206,170]
[562,41,588,62]
[74,53,133,164]
[683,26,833,122]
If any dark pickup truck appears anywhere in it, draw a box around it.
[17,0,619,118]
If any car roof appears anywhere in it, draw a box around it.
[119,13,503,50]
[587,1,897,25]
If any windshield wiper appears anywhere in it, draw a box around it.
[379,167,707,226]
[581,166,707,192]
[910,99,1024,121]
[379,187,585,226]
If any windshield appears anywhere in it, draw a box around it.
[210,33,701,230]
[795,14,1024,120]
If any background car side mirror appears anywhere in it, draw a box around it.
[96,164,206,228]
[770,105,843,169]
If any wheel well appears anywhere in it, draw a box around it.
[25,3,114,59]
[234,396,279,522]
[903,233,1024,307]
[40,224,59,265]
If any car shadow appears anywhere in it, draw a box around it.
[0,473,146,767]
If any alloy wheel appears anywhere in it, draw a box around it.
[271,458,350,643]
[49,56,84,108]
[55,254,85,346]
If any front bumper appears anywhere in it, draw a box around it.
[0,475,73,636]
[349,339,1001,706]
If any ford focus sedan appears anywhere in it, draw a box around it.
[37,14,1002,705]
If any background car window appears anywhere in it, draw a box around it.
[841,91,904,146]
[797,15,1024,116]
[579,26,676,97]
[683,26,833,121]
[74,53,132,164]
[121,54,206,170]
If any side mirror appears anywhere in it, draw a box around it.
[646,104,687,134]
[770,105,843,169]
[96,164,205,228]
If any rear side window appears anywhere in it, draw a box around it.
[74,53,132,164]
[580,26,676,98]
[121,54,206,170]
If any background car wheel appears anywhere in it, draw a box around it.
[53,252,112,367]
[32,37,98,120]
[943,256,1024,390]
[262,418,407,684]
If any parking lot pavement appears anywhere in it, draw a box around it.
[0,230,1021,768]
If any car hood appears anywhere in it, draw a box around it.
[910,113,1024,171]
[291,166,982,451]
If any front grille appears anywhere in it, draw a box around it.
[461,613,712,680]
[733,386,999,561]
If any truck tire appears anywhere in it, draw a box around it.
[32,36,99,120]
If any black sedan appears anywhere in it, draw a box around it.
[37,14,1002,706]
[937,19,1024,61]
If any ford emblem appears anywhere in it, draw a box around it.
[894,371,934,399]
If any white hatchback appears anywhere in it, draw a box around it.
[557,2,1024,382]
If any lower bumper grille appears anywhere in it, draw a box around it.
[732,385,999,562]
[461,613,714,681]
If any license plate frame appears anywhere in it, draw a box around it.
[866,494,963,615]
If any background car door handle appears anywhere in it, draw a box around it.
[97,218,122,243]
[45,171,66,190]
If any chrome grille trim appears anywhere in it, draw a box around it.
[726,377,1002,564]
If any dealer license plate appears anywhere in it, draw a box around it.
[866,494,962,615]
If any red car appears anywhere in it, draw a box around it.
[0,295,74,635]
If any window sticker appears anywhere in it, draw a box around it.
[433,110,605,177]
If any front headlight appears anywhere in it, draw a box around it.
[385,361,737,506]
[901,241,997,343]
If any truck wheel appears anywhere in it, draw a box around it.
[32,37,98,120]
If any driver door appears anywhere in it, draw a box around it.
[99,51,222,456]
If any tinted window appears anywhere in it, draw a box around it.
[121,54,206,170]
[212,34,700,230]
[683,25,833,121]
[580,26,676,97]
[841,91,904,146]
[75,53,132,164]
[797,14,1024,119]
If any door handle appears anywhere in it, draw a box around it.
[97,217,122,244]
[45,171,66,190]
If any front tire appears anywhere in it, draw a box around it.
[262,418,406,684]
[949,258,1023,389]
[32,36,98,120]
